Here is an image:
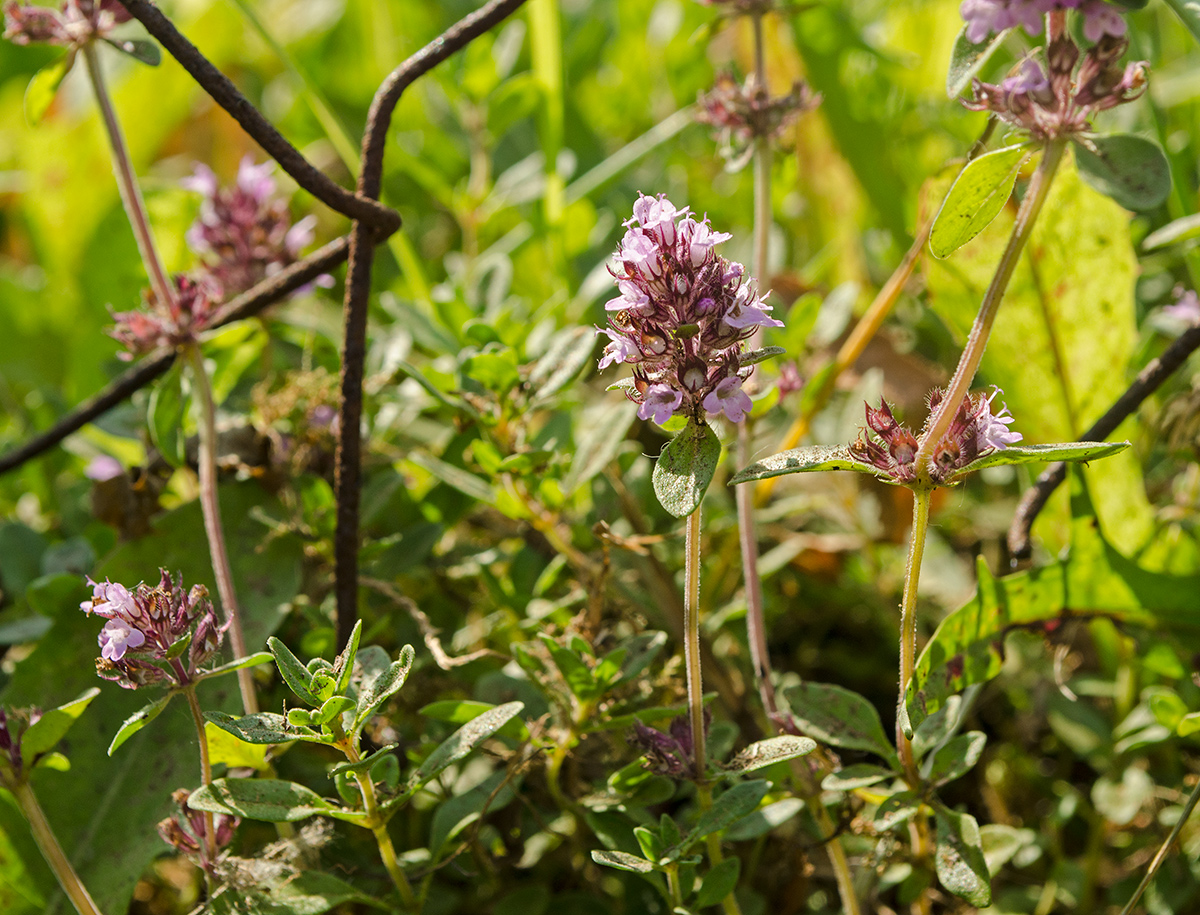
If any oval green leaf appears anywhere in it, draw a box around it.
[934,806,992,907]
[729,444,887,486]
[946,26,1011,98]
[950,440,1129,481]
[928,731,987,787]
[652,420,722,518]
[404,701,524,795]
[100,36,162,67]
[188,777,336,823]
[930,145,1030,259]
[782,682,898,765]
[724,735,817,775]
[20,687,101,759]
[24,52,75,126]
[107,693,173,756]
[1074,135,1171,212]
[590,850,655,873]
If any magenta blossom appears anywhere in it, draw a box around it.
[598,193,780,426]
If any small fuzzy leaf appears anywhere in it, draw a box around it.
[203,710,325,745]
[694,857,741,909]
[783,682,898,764]
[590,850,655,873]
[24,52,74,125]
[952,441,1129,478]
[1179,712,1200,737]
[107,693,173,756]
[196,651,274,682]
[821,764,895,792]
[634,826,664,862]
[875,790,921,831]
[405,701,524,794]
[333,620,363,696]
[20,688,100,759]
[722,798,805,841]
[928,731,987,787]
[730,445,888,486]
[328,744,399,779]
[724,736,817,774]
[188,778,339,823]
[353,644,415,730]
[204,722,270,772]
[1074,135,1171,212]
[946,26,1011,98]
[312,696,356,727]
[652,420,722,518]
[100,36,162,66]
[930,145,1030,259]
[1142,212,1200,250]
[605,377,638,394]
[147,363,189,468]
[268,636,321,707]
[738,346,786,367]
[688,780,770,844]
[934,806,992,907]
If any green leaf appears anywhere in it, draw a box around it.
[328,745,399,780]
[652,420,722,518]
[1074,135,1171,212]
[821,764,895,792]
[107,693,173,756]
[334,620,363,696]
[19,688,100,759]
[205,722,270,772]
[934,806,992,907]
[404,701,524,795]
[723,736,817,775]
[927,732,987,787]
[1142,212,1200,250]
[738,346,786,367]
[783,682,898,764]
[24,53,75,126]
[687,780,770,845]
[564,399,636,495]
[946,26,1011,98]
[196,651,274,682]
[930,145,1030,259]
[730,444,888,486]
[1178,712,1200,737]
[694,857,741,909]
[311,695,356,727]
[539,634,600,700]
[268,636,322,707]
[352,644,415,731]
[100,37,162,66]
[188,778,344,823]
[204,710,323,745]
[904,476,1200,733]
[875,790,921,831]
[634,825,664,862]
[527,327,596,404]
[722,798,805,842]
[951,441,1129,480]
[429,769,520,858]
[1162,0,1200,37]
[590,850,655,873]
[146,362,189,468]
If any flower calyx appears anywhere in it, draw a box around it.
[3,0,130,49]
[697,71,818,169]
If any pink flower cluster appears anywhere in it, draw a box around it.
[108,273,221,357]
[696,72,817,169]
[183,157,322,298]
[960,0,1125,44]
[80,570,225,689]
[599,194,780,426]
[2,0,129,48]
[851,388,1021,485]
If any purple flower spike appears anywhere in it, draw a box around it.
[599,194,780,425]
[99,618,146,661]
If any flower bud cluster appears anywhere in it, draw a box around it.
[108,273,221,357]
[851,388,1021,485]
[697,72,818,169]
[183,157,321,299]
[0,706,38,782]
[158,787,238,873]
[960,0,1125,45]
[80,570,225,689]
[599,194,781,426]
[2,0,129,48]
[966,34,1146,139]
[629,709,711,780]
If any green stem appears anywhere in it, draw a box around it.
[897,488,932,786]
[183,686,218,882]
[666,863,685,908]
[1118,774,1200,915]
[10,782,105,915]
[82,42,175,314]
[915,138,1067,477]
[183,343,258,716]
[684,507,706,781]
[342,742,418,911]
[697,783,744,915]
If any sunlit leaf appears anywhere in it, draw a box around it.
[934,805,992,906]
[930,145,1030,259]
[24,53,75,126]
[783,682,898,765]
[730,445,887,486]
[19,688,100,759]
[946,26,1011,98]
[652,419,722,518]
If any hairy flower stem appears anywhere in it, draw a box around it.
[183,344,258,715]
[915,138,1067,476]
[11,782,105,915]
[684,507,706,782]
[341,742,418,911]
[183,685,218,884]
[82,42,175,314]
[1117,775,1200,915]
[897,487,933,785]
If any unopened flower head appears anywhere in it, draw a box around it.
[3,0,129,48]
[965,34,1146,139]
[0,706,39,783]
[851,388,1022,485]
[697,72,818,169]
[960,0,1126,45]
[158,787,238,873]
[183,157,324,298]
[108,273,221,357]
[629,708,711,780]
[80,570,225,689]
[599,194,780,426]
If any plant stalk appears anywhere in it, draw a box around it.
[11,781,105,915]
[915,138,1067,476]
[82,42,175,314]
[184,344,258,715]
[683,507,707,781]
[897,487,932,785]
[697,782,745,915]
[343,742,419,911]
[183,685,219,875]
[1118,774,1200,915]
